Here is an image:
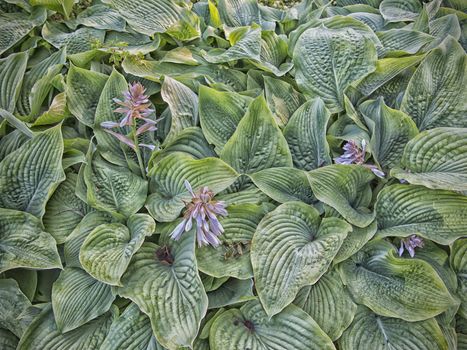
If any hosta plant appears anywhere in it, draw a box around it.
[0,0,466,349]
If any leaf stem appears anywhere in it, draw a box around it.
[132,121,147,180]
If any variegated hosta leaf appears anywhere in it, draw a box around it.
[0,52,27,113]
[207,278,255,309]
[338,240,457,321]
[0,125,65,218]
[196,204,270,280]
[359,98,418,168]
[0,209,62,273]
[294,270,357,341]
[450,238,467,318]
[146,152,238,222]
[51,267,115,332]
[161,76,198,141]
[217,0,261,27]
[0,279,32,337]
[400,36,467,130]
[251,202,351,316]
[66,64,108,127]
[294,26,377,112]
[17,304,116,350]
[83,151,148,220]
[339,306,449,350]
[379,0,422,22]
[283,97,332,170]
[199,85,252,151]
[391,128,467,191]
[100,303,163,350]
[308,165,375,228]
[116,232,208,350]
[209,300,335,350]
[79,214,155,285]
[43,172,92,244]
[249,167,315,204]
[220,94,292,175]
[375,184,467,245]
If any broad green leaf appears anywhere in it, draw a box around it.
[294,270,357,341]
[72,4,126,31]
[0,125,65,218]
[333,220,377,264]
[427,14,461,49]
[30,0,75,18]
[339,306,449,350]
[283,97,332,170]
[31,92,69,126]
[264,76,306,127]
[400,36,467,130]
[52,267,115,332]
[0,329,18,350]
[17,304,116,350]
[202,274,230,292]
[28,66,63,120]
[0,52,27,113]
[379,0,422,22]
[207,278,255,309]
[252,31,293,77]
[116,232,208,350]
[199,85,252,151]
[83,151,148,220]
[308,165,375,227]
[391,128,467,191]
[338,240,457,321]
[0,129,30,161]
[79,214,155,285]
[3,269,38,301]
[249,167,315,204]
[376,29,433,57]
[450,238,467,318]
[220,95,292,174]
[43,172,92,244]
[251,202,351,316]
[375,184,467,244]
[0,279,32,337]
[209,300,335,350]
[66,64,108,127]
[218,0,260,27]
[196,204,270,280]
[359,98,418,168]
[0,208,62,273]
[294,26,377,112]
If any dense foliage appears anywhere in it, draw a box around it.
[0,0,466,349]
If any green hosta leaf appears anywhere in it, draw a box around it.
[0,209,62,273]
[249,167,315,204]
[294,270,357,341]
[83,151,148,220]
[428,14,461,49]
[450,238,467,318]
[196,203,270,280]
[3,269,38,301]
[338,240,457,321]
[116,233,208,350]
[0,125,65,218]
[308,165,375,227]
[339,306,449,350]
[52,267,115,332]
[283,97,332,170]
[17,304,116,350]
[199,85,252,151]
[146,152,238,222]
[0,329,18,350]
[294,26,377,112]
[391,128,467,191]
[220,95,292,175]
[202,275,230,292]
[0,279,32,337]
[66,64,108,127]
[359,98,418,168]
[28,65,63,120]
[400,36,467,130]
[252,31,293,77]
[209,300,335,350]
[100,303,162,350]
[251,202,351,316]
[161,76,198,141]
[333,220,377,264]
[30,0,75,18]
[0,52,27,113]
[207,278,255,309]
[72,4,126,31]
[376,29,433,57]
[375,184,467,245]
[379,0,422,22]
[217,0,260,27]
[31,92,69,127]
[264,76,306,127]
[79,214,155,285]
[43,172,92,244]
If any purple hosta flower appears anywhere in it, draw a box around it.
[113,82,155,127]
[170,180,228,247]
[334,139,385,178]
[398,235,424,258]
